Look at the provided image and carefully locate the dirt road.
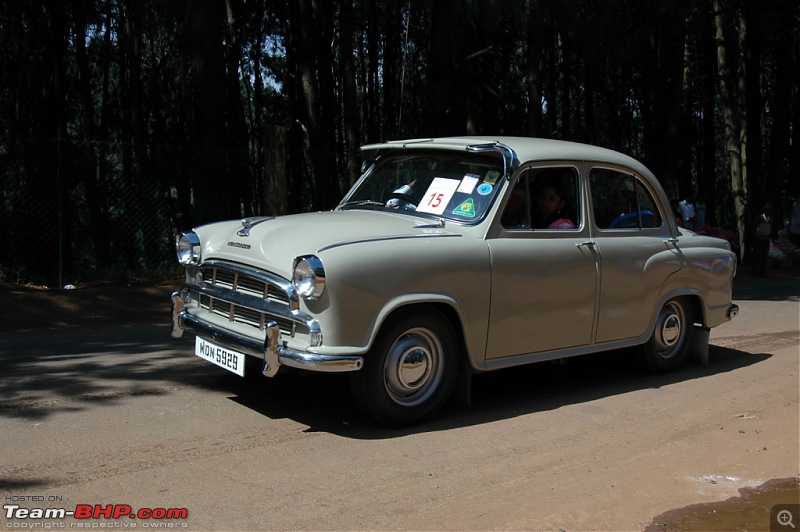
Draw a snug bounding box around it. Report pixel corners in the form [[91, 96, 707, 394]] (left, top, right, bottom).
[[1, 274, 798, 530]]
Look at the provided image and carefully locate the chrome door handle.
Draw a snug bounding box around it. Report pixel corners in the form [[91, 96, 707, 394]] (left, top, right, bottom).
[[576, 240, 596, 248]]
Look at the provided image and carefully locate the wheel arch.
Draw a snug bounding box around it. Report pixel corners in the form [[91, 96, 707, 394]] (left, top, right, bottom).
[[370, 299, 472, 370], [649, 288, 706, 332]]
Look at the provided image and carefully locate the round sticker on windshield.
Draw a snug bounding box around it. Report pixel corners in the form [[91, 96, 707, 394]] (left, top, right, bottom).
[[477, 183, 493, 196]]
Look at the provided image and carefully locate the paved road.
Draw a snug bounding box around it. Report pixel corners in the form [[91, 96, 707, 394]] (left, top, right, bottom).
[[1, 275, 798, 530]]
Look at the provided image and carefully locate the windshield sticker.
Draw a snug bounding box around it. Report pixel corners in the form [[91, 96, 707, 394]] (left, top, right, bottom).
[[417, 177, 460, 215], [477, 183, 493, 196], [453, 198, 476, 218], [457, 174, 480, 194], [484, 170, 501, 185]]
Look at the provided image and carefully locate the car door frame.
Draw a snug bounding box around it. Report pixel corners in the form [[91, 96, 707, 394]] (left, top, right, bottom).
[[584, 163, 684, 344], [483, 161, 600, 368]]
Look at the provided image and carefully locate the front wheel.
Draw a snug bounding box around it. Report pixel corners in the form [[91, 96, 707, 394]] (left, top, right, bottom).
[[642, 298, 695, 373], [350, 308, 458, 427]]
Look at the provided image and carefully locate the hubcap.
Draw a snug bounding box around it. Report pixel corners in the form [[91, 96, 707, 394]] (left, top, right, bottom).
[[655, 302, 685, 359], [661, 315, 681, 346], [384, 327, 443, 407], [397, 347, 431, 389]]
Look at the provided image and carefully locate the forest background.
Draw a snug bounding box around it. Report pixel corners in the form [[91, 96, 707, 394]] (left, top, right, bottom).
[[0, 0, 798, 287]]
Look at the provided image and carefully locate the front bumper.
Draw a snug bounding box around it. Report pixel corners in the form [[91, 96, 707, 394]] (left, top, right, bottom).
[[171, 292, 363, 377]]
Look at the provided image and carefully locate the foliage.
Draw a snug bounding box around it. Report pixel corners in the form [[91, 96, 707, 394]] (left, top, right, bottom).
[[0, 0, 797, 285]]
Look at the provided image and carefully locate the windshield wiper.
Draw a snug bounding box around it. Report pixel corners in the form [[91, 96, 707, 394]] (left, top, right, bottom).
[[339, 200, 386, 210]]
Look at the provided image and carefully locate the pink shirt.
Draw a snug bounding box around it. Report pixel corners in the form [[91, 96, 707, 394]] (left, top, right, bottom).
[[548, 218, 575, 230]]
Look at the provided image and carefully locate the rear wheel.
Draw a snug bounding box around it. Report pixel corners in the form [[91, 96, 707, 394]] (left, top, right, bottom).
[[350, 308, 458, 427], [642, 298, 694, 373]]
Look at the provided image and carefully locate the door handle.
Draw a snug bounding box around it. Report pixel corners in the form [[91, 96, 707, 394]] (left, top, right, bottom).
[[576, 240, 596, 248]]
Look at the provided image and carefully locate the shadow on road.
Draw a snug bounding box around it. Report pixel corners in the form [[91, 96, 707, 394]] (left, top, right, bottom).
[[3, 265, 795, 437], [733, 269, 800, 302], [0, 321, 775, 436], [226, 343, 771, 438], [0, 326, 219, 420]]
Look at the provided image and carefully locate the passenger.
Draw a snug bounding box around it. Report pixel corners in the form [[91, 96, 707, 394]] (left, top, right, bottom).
[[535, 181, 575, 230]]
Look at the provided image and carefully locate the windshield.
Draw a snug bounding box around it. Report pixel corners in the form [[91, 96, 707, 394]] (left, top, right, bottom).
[[339, 150, 506, 223]]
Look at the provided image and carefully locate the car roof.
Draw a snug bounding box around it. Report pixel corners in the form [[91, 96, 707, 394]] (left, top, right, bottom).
[[361, 136, 653, 178]]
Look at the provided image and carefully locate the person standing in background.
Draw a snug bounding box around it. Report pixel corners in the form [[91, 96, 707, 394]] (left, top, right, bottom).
[[671, 199, 682, 226], [678, 193, 696, 229], [694, 194, 707, 228]]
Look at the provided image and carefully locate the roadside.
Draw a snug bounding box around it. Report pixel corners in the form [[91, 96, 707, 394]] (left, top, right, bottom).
[[0, 276, 182, 333]]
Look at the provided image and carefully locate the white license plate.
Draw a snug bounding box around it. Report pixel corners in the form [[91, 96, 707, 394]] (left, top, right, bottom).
[[194, 336, 246, 377]]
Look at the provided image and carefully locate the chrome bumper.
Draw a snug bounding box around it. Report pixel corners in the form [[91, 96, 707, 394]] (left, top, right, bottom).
[[171, 292, 363, 377]]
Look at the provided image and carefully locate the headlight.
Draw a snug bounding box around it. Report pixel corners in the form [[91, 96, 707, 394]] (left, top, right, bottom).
[[175, 232, 201, 266], [292, 255, 326, 300]]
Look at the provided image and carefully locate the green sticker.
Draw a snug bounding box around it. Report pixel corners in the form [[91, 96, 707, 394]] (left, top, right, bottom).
[[453, 198, 476, 217], [484, 171, 501, 185]]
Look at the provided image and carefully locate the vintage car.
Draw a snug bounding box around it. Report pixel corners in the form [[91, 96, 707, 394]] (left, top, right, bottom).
[[171, 137, 739, 426]]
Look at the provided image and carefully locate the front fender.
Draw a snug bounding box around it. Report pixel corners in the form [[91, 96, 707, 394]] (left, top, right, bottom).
[[299, 236, 492, 368]]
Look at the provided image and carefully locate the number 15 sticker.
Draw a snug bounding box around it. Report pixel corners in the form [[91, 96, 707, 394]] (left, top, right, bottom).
[[417, 178, 459, 215]]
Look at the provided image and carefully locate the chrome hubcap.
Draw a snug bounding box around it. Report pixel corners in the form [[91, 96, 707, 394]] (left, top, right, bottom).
[[655, 302, 685, 359], [397, 347, 431, 389], [384, 327, 442, 407], [661, 315, 681, 346]]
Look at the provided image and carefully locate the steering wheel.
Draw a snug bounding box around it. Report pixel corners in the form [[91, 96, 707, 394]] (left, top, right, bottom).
[[385, 191, 417, 210]]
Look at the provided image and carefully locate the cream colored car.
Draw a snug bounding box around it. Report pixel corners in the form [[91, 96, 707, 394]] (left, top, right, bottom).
[[171, 137, 739, 426]]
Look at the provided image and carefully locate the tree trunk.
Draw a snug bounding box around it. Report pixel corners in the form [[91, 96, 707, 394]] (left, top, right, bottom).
[[185, 0, 229, 224], [339, 0, 363, 187], [525, 0, 544, 137], [263, 125, 288, 216], [713, 0, 747, 258]]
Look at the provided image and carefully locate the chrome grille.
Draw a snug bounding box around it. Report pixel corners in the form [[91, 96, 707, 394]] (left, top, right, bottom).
[[191, 263, 298, 336]]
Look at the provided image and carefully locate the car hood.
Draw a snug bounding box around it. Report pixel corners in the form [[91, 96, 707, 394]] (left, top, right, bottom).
[[194, 210, 461, 278]]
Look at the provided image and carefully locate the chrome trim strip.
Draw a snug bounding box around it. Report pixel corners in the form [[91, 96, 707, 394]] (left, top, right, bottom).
[[466, 141, 520, 179], [318, 232, 461, 253]]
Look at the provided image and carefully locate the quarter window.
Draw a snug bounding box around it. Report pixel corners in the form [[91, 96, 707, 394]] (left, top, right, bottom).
[[590, 168, 662, 230]]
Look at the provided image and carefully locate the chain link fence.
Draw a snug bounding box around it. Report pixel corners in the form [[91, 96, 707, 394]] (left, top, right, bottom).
[[0, 137, 195, 287]]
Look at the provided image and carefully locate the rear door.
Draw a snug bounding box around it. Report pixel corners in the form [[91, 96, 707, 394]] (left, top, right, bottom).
[[587, 167, 682, 343]]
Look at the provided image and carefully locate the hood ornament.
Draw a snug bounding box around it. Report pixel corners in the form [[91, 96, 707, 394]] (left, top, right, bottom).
[[237, 216, 274, 237]]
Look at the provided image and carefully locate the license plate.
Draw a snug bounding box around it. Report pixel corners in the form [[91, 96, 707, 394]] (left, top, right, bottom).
[[195, 336, 246, 377]]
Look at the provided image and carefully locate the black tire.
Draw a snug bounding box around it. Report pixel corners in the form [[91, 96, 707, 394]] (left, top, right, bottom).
[[642, 298, 695, 373], [243, 355, 266, 380], [350, 307, 458, 427]]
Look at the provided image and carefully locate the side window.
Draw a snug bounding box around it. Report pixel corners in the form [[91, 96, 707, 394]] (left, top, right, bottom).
[[590, 168, 662, 230], [502, 166, 580, 230], [501, 175, 530, 228]]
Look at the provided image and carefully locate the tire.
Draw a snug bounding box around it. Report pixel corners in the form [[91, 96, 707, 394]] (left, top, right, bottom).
[[243, 355, 266, 380], [350, 307, 458, 427], [642, 298, 695, 373]]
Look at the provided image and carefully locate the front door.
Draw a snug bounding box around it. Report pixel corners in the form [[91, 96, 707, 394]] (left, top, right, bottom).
[[486, 165, 598, 360]]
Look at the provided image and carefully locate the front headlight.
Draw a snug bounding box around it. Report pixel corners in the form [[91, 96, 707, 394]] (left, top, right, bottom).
[[292, 255, 326, 300], [175, 232, 201, 266]]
